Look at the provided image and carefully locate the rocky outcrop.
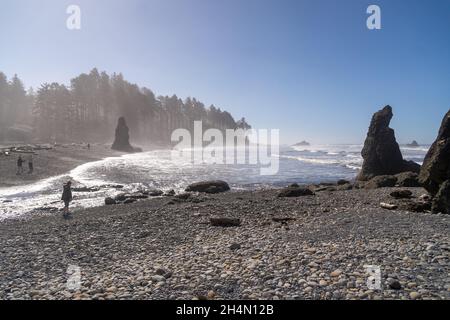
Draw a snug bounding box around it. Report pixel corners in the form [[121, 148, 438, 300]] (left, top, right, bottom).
[[185, 181, 230, 194], [293, 141, 310, 147], [358, 106, 420, 181], [407, 140, 420, 148], [419, 110, 450, 214], [111, 117, 142, 153]]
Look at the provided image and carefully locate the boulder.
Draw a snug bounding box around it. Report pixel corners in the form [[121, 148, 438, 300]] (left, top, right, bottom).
[[431, 180, 450, 214], [278, 186, 315, 197], [395, 172, 421, 187], [229, 243, 242, 251], [185, 181, 230, 194], [105, 197, 116, 205], [114, 193, 127, 202], [164, 189, 176, 196], [419, 110, 450, 196], [390, 190, 413, 199], [337, 179, 350, 185], [144, 189, 164, 197], [364, 175, 397, 189], [388, 280, 402, 290], [358, 106, 420, 181], [210, 217, 241, 227], [111, 117, 142, 153]]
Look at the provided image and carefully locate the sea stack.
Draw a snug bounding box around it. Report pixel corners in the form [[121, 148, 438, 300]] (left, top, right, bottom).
[[357, 106, 420, 181], [419, 110, 450, 214], [407, 140, 420, 147], [111, 117, 142, 153]]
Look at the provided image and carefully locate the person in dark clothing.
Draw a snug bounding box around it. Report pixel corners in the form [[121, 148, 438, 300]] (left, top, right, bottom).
[[61, 181, 73, 216], [28, 155, 34, 174], [16, 156, 24, 175]]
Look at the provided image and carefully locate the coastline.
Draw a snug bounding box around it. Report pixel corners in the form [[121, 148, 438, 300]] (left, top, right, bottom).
[[0, 186, 448, 300], [0, 143, 171, 189], [0, 143, 122, 188]]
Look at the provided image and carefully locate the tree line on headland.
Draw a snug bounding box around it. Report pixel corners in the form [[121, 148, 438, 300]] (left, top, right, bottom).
[[0, 68, 250, 144]]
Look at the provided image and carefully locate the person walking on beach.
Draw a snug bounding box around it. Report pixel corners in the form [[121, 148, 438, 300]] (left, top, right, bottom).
[[61, 181, 73, 217], [16, 156, 24, 175], [28, 155, 34, 174]]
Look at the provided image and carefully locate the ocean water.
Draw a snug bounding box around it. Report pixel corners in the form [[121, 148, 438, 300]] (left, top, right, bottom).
[[0, 144, 429, 220]]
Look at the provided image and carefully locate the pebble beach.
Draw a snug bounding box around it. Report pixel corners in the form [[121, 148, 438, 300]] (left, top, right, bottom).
[[0, 186, 448, 300]]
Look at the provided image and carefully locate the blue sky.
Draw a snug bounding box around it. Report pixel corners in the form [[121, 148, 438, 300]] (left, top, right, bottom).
[[1, 0, 449, 144]]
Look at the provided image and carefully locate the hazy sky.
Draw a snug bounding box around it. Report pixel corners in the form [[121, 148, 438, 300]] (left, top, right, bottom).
[[1, 0, 449, 144]]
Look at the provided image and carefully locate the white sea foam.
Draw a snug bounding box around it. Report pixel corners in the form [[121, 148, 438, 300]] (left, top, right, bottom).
[[0, 144, 429, 220]]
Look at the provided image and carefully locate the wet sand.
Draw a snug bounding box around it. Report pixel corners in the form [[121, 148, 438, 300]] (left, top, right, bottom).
[[0, 144, 123, 188]]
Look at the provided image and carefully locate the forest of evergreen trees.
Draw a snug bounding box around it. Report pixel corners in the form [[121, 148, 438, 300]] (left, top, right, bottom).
[[0, 68, 250, 145]]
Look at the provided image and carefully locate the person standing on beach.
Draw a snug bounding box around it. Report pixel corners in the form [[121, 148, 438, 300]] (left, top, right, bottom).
[[16, 156, 24, 175], [61, 181, 73, 216], [28, 155, 34, 174]]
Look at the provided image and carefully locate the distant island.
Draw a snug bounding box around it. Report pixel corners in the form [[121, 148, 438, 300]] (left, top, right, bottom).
[[406, 140, 420, 147], [293, 140, 311, 147]]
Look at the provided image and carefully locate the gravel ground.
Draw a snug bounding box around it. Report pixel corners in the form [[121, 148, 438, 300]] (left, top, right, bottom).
[[0, 187, 449, 300]]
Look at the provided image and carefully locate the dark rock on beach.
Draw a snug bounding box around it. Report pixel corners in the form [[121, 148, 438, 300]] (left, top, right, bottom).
[[143, 189, 164, 197], [358, 106, 420, 181], [390, 190, 413, 199], [210, 217, 241, 227], [278, 185, 315, 197], [229, 243, 242, 251], [337, 179, 350, 186], [364, 175, 397, 189], [105, 197, 116, 205], [419, 110, 450, 214], [388, 279, 402, 290], [432, 180, 450, 214], [395, 172, 421, 187], [186, 181, 230, 194], [111, 117, 142, 153], [115, 193, 128, 202]]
